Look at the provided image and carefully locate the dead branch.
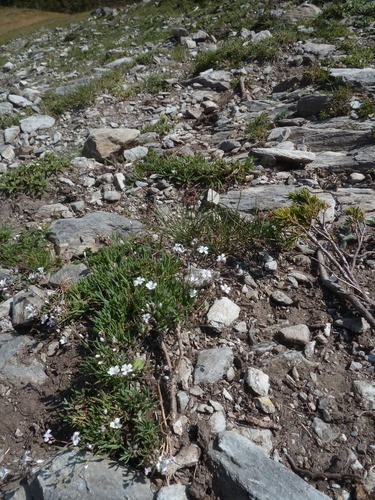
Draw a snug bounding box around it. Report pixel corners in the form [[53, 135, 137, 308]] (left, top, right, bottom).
[[317, 249, 375, 330]]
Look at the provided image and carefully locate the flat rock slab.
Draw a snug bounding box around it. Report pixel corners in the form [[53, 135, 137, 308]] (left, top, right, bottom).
[[194, 347, 233, 385], [353, 380, 375, 410], [0, 333, 47, 387], [277, 324, 311, 347], [335, 187, 375, 218], [287, 126, 370, 152], [20, 115, 55, 133], [186, 69, 232, 92], [82, 128, 140, 161], [49, 263, 89, 288], [157, 484, 189, 500], [209, 431, 330, 500], [220, 185, 296, 212], [251, 147, 316, 165], [329, 68, 375, 90], [48, 211, 143, 257], [8, 451, 154, 499]]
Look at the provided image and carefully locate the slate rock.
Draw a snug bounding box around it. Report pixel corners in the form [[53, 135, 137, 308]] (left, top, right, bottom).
[[11, 286, 46, 328], [302, 42, 336, 58], [329, 67, 375, 91], [219, 139, 241, 152], [186, 69, 232, 92], [123, 145, 148, 162], [297, 94, 332, 117], [20, 115, 55, 133], [271, 290, 293, 306], [0, 102, 14, 116], [35, 203, 73, 220], [194, 347, 234, 384], [209, 431, 330, 499], [207, 297, 240, 329], [311, 417, 340, 443], [251, 147, 315, 165], [277, 324, 311, 347], [48, 211, 143, 257], [8, 94, 33, 108], [288, 126, 369, 152], [220, 185, 295, 213], [49, 263, 89, 288], [334, 317, 370, 334], [0, 333, 47, 387], [82, 128, 140, 162], [11, 450, 155, 499], [234, 426, 273, 456], [209, 411, 226, 433]]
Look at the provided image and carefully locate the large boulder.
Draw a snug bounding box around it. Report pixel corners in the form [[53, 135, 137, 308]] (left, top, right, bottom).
[[82, 128, 140, 162]]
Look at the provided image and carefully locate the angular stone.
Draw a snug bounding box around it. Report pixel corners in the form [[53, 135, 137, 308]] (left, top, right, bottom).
[[271, 290, 293, 306], [251, 147, 315, 165], [49, 263, 88, 288], [311, 417, 340, 443], [207, 297, 240, 329], [297, 94, 332, 118], [219, 140, 241, 152], [20, 115, 55, 133], [209, 411, 226, 433], [255, 396, 276, 414], [353, 380, 375, 410], [0, 333, 47, 387], [82, 128, 140, 162], [234, 426, 273, 456], [35, 203, 73, 220], [303, 42, 336, 58], [157, 484, 189, 500], [244, 367, 270, 396], [186, 70, 232, 92], [334, 317, 370, 334], [48, 211, 143, 257], [105, 56, 133, 68], [11, 286, 46, 328], [194, 347, 234, 385], [168, 444, 200, 475], [0, 144, 15, 161], [277, 324, 310, 347], [123, 145, 148, 162], [209, 431, 329, 499], [288, 126, 369, 152], [8, 94, 33, 108], [4, 126, 20, 143], [0, 102, 13, 116]]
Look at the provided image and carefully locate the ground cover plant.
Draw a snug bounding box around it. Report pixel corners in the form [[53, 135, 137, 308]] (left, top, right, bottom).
[[59, 237, 195, 465], [0, 153, 71, 196], [135, 150, 253, 189]]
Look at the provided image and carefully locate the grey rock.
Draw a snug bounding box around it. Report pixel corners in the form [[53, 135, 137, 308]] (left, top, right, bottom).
[[157, 484, 189, 500], [194, 347, 234, 384], [4, 126, 20, 143], [0, 102, 14, 115], [277, 324, 310, 347], [8, 94, 33, 108], [0, 333, 47, 387], [334, 317, 370, 334], [209, 411, 226, 433], [0, 144, 15, 161], [353, 380, 375, 410], [186, 69, 232, 92], [82, 128, 140, 162], [105, 56, 133, 68], [11, 286, 46, 328], [22, 450, 154, 499], [297, 94, 332, 117], [35, 203, 73, 220], [103, 189, 122, 202], [2, 61, 15, 72], [49, 263, 88, 288], [113, 172, 126, 191], [329, 67, 375, 91], [48, 211, 143, 257], [20, 115, 55, 133], [350, 172, 365, 183], [303, 42, 336, 58], [123, 145, 148, 162], [260, 350, 317, 379], [219, 139, 241, 152], [252, 147, 316, 165], [335, 187, 375, 219], [207, 297, 240, 329], [220, 185, 296, 213], [255, 396, 276, 414], [209, 431, 329, 499], [288, 126, 369, 152], [252, 30, 273, 42], [168, 444, 200, 475], [244, 367, 270, 396], [271, 290, 293, 306], [267, 127, 291, 142], [176, 390, 189, 412], [311, 417, 340, 443]]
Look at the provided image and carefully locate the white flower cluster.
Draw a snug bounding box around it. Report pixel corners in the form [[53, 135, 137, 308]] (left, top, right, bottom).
[[155, 455, 174, 475], [133, 277, 157, 290], [107, 363, 133, 376]]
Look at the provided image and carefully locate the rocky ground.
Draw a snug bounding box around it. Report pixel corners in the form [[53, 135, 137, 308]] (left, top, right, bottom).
[[0, 1, 375, 499]]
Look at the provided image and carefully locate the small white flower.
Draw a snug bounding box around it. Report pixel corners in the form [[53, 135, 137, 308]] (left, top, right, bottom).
[[43, 429, 53, 443], [100, 425, 106, 433], [144, 466, 152, 476], [145, 281, 157, 290], [197, 245, 209, 255], [120, 363, 133, 376], [142, 313, 151, 324], [109, 417, 122, 429], [59, 335, 68, 345], [201, 270, 212, 279], [216, 253, 227, 262], [0, 278, 7, 288], [21, 451, 33, 469], [189, 289, 197, 298], [134, 276, 145, 286], [155, 455, 174, 475], [37, 267, 45, 274], [220, 283, 231, 294], [0, 466, 11, 481], [40, 313, 49, 325], [107, 365, 120, 376], [71, 431, 80, 446], [172, 243, 185, 253]]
